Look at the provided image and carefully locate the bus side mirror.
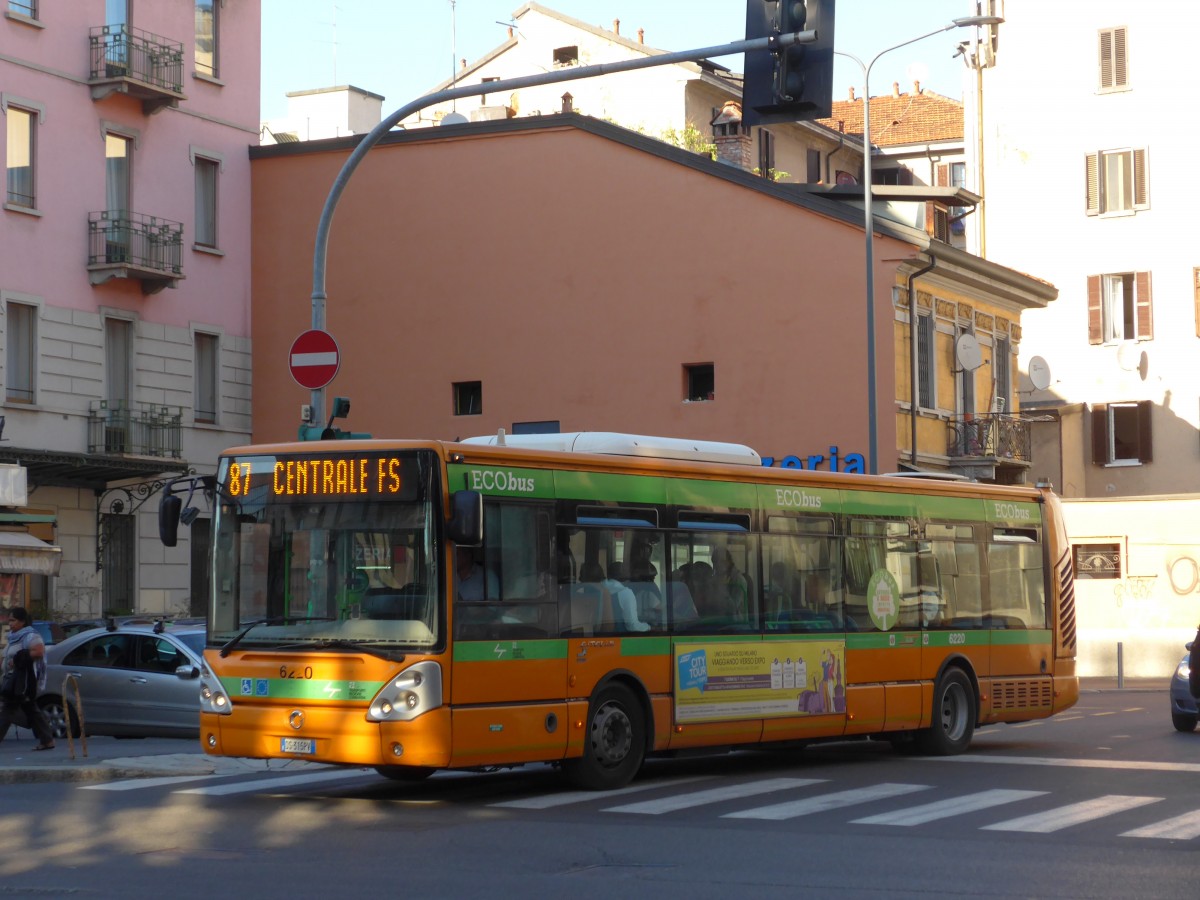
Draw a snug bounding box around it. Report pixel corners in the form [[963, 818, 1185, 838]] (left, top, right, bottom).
[[159, 494, 182, 547], [447, 490, 483, 546]]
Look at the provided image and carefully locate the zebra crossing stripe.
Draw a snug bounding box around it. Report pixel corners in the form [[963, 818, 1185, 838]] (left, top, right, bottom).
[[852, 789, 1047, 826], [175, 768, 377, 796], [82, 774, 223, 792], [1122, 810, 1200, 840], [983, 795, 1162, 833], [491, 776, 712, 810], [603, 778, 826, 815], [722, 782, 930, 821]]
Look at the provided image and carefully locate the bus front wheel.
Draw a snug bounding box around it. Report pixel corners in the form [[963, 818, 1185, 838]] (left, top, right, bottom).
[[564, 683, 645, 790], [915, 669, 976, 755]]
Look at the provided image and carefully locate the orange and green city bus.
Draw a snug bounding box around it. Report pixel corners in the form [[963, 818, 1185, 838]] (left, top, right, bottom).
[[159, 432, 1078, 789]]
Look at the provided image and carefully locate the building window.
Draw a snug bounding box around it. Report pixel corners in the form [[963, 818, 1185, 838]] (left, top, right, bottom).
[[993, 335, 1011, 413], [105, 132, 131, 213], [916, 312, 934, 410], [553, 46, 578, 67], [806, 148, 821, 183], [512, 421, 560, 435], [1074, 543, 1121, 579], [195, 0, 218, 78], [105, 317, 132, 410], [1098, 27, 1128, 92], [194, 156, 218, 247], [7, 1, 39, 20], [757, 130, 775, 179], [1092, 401, 1152, 465], [194, 332, 218, 423], [5, 300, 36, 403], [453, 381, 481, 416], [1085, 148, 1148, 215], [685, 364, 714, 402], [1087, 273, 1152, 344], [5, 106, 35, 208], [957, 326, 975, 416]]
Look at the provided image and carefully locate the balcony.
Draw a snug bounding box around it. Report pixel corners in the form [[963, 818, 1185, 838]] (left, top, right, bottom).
[[946, 413, 1032, 484], [88, 401, 182, 459], [87, 211, 184, 294], [89, 25, 185, 114]]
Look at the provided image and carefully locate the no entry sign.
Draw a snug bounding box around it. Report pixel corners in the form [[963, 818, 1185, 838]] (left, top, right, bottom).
[[289, 329, 341, 390]]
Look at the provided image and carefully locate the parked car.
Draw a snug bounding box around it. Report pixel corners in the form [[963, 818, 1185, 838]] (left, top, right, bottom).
[[1170, 641, 1197, 732], [31, 620, 66, 646], [33, 622, 206, 739]]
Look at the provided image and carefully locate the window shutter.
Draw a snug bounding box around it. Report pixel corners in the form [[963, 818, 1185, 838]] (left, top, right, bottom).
[[1087, 275, 1103, 344], [1114, 27, 1128, 87], [1193, 268, 1200, 337], [1085, 152, 1099, 215], [1132, 147, 1148, 209], [1091, 405, 1109, 464], [1135, 271, 1153, 340], [1136, 399, 1153, 462], [1099, 30, 1113, 89]]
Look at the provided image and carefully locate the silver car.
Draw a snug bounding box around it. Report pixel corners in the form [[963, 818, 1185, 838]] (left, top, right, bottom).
[[33, 622, 205, 739], [1170, 641, 1198, 733]]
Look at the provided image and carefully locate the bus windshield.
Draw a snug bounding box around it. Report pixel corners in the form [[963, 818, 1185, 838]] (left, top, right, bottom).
[[207, 450, 441, 651]]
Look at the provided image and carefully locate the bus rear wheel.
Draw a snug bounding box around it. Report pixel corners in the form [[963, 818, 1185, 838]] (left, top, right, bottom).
[[564, 683, 645, 790], [914, 669, 976, 755]]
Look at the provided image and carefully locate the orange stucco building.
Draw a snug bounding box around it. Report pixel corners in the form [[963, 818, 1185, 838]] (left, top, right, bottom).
[[251, 114, 1053, 478]]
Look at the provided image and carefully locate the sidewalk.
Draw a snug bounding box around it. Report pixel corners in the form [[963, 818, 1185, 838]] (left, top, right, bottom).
[[0, 734, 316, 784], [0, 677, 1170, 784]]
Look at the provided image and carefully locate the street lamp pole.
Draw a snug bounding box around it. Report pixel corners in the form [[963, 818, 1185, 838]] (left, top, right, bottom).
[[836, 16, 1002, 475]]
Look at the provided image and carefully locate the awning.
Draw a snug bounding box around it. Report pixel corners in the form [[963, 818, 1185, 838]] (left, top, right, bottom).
[[0, 531, 63, 576]]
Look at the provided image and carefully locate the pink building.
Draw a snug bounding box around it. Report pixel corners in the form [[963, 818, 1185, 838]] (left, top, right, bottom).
[[1, 1, 259, 617], [250, 115, 1053, 479]]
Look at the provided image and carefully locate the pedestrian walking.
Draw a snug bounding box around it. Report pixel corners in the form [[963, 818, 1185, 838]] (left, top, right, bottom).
[[0, 606, 55, 750]]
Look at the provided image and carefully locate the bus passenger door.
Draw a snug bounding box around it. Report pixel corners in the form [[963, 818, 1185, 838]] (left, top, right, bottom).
[[449, 502, 568, 766]]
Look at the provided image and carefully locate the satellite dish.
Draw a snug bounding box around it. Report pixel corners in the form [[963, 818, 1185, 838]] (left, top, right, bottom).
[[955, 333, 983, 371], [1116, 342, 1140, 371], [440, 111, 469, 126], [1027, 356, 1051, 391]]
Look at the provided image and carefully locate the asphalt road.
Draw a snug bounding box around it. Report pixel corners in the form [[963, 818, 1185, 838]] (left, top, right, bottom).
[[1, 688, 1195, 899]]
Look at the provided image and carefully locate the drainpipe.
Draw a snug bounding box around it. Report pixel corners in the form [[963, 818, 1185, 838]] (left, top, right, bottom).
[[824, 126, 846, 184], [908, 254, 936, 468]]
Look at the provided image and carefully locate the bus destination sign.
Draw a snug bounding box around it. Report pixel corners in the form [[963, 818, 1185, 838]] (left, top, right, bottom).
[[222, 453, 421, 502]]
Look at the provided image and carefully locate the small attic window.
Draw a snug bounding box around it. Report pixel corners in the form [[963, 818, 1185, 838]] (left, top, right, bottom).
[[553, 45, 579, 67]]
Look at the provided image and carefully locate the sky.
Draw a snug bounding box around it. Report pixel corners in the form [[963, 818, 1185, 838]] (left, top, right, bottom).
[[261, 0, 981, 122]]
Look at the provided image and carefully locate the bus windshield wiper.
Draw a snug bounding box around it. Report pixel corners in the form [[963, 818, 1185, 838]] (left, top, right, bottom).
[[218, 616, 336, 657]]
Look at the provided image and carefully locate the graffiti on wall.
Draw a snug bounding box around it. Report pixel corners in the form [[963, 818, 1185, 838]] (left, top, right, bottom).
[[1167, 553, 1200, 596]]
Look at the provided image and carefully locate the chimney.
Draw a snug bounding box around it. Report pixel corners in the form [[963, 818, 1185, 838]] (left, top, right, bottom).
[[913, 80, 922, 94], [460, 58, 467, 70], [561, 92, 573, 113], [892, 81, 900, 97], [711, 101, 750, 171], [612, 18, 619, 35], [848, 86, 855, 101], [507, 26, 513, 39], [638, 27, 644, 44]]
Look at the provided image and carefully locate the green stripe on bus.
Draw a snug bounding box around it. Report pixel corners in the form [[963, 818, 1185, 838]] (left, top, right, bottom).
[[762, 632, 848, 643], [219, 678, 384, 702], [845, 630, 1051, 650], [990, 629, 1052, 645], [452, 640, 569, 662], [620, 636, 671, 656]]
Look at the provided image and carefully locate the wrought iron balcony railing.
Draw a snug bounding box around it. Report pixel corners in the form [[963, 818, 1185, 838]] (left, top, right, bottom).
[[87, 211, 184, 293], [88, 25, 185, 112], [88, 401, 182, 459], [946, 413, 1031, 462]]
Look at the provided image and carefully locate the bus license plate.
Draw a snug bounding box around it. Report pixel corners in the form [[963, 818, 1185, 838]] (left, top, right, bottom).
[[280, 738, 315, 754]]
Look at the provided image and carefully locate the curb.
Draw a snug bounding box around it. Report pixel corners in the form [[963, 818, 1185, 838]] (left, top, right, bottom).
[[0, 762, 214, 784]]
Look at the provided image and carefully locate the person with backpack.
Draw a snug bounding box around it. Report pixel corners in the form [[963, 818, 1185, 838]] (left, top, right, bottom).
[[0, 606, 55, 750]]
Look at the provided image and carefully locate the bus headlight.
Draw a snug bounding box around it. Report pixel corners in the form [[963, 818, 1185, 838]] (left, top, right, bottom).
[[198, 661, 233, 715], [367, 661, 442, 722]]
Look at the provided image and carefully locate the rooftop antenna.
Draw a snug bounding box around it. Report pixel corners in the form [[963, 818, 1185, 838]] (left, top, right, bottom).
[[449, 0, 457, 112]]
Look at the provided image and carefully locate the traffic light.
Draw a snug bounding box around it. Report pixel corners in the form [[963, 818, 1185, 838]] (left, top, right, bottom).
[[297, 396, 372, 440], [743, 0, 836, 126]]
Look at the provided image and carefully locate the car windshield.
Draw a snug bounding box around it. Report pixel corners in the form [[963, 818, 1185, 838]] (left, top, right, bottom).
[[207, 450, 441, 651]]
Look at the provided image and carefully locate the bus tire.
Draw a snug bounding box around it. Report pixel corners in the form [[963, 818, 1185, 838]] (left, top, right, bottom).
[[563, 683, 645, 790], [914, 669, 975, 755], [374, 765, 435, 782]]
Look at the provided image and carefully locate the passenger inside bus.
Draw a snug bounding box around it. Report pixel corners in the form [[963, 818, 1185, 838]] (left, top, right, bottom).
[[455, 547, 486, 602]]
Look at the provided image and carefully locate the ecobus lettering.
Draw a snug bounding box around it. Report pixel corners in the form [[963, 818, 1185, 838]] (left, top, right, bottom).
[[469, 469, 536, 493]]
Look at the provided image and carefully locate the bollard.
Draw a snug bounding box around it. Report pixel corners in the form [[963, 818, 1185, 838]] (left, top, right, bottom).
[[1117, 641, 1124, 689]]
